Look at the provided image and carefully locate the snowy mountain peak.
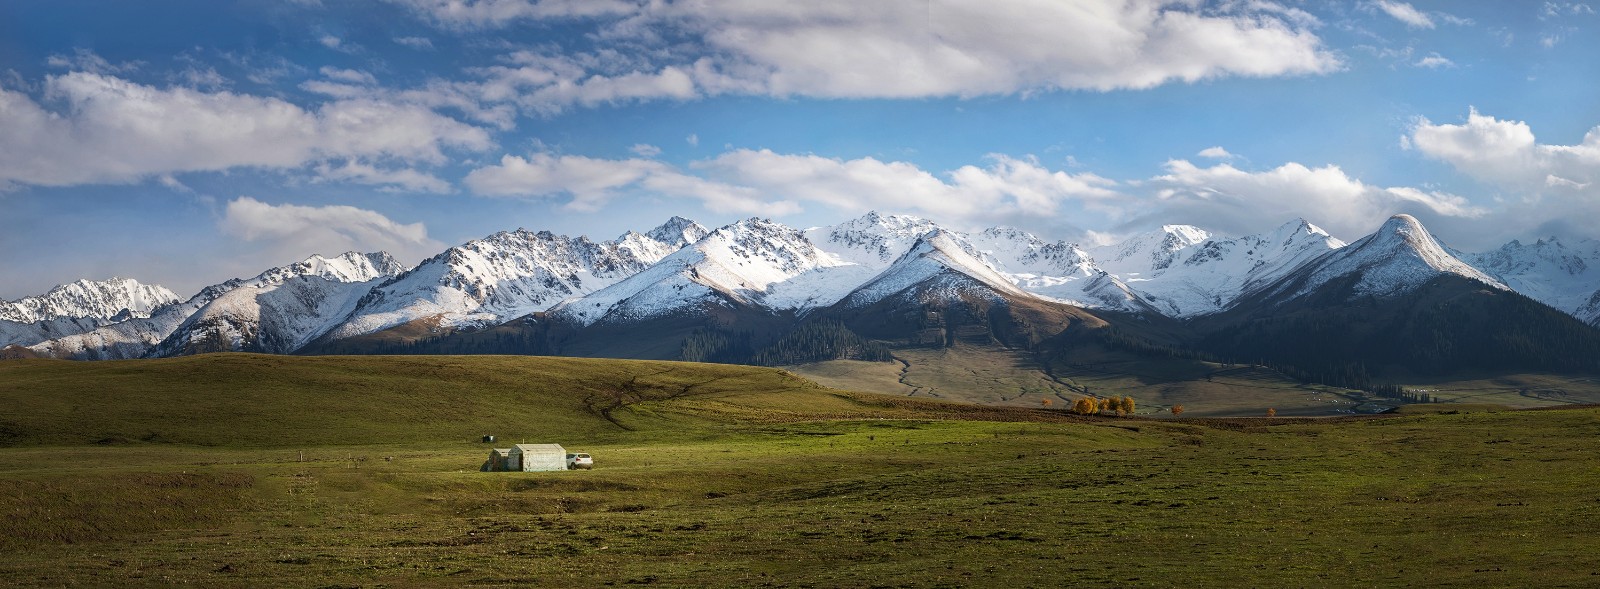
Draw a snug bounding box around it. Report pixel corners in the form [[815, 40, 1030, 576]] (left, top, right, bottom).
[[284, 251, 406, 283], [1269, 218, 1338, 244], [645, 216, 710, 248], [1090, 224, 1212, 273], [1278, 213, 1506, 302], [0, 277, 180, 324], [690, 218, 850, 295], [806, 211, 939, 268], [841, 228, 1030, 308]]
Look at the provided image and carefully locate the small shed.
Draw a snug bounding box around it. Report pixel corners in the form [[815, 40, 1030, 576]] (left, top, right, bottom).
[[509, 443, 567, 472], [481, 448, 514, 472]]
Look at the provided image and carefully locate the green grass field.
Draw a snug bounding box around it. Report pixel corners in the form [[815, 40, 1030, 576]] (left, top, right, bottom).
[[5, 354, 1600, 587]]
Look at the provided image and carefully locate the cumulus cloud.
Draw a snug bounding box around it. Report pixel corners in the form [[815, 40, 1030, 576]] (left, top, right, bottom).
[[415, 0, 1339, 112], [1408, 108, 1600, 241], [1410, 108, 1600, 196], [220, 196, 442, 262], [1372, 1, 1434, 28], [1145, 159, 1483, 239], [1414, 108, 1600, 204], [463, 148, 1120, 224], [1414, 53, 1455, 69], [1197, 146, 1235, 159], [0, 72, 492, 188], [629, 143, 661, 157], [463, 153, 780, 213], [695, 150, 1122, 222]]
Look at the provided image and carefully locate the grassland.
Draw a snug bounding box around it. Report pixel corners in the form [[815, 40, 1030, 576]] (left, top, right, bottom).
[[792, 342, 1600, 417], [5, 354, 1600, 587]]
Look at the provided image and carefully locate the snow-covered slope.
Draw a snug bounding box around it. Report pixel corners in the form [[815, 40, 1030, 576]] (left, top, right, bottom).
[[29, 252, 403, 359], [1465, 237, 1600, 327], [840, 229, 1032, 308], [805, 212, 940, 268], [1089, 225, 1212, 276], [322, 218, 707, 339], [1259, 214, 1506, 304], [151, 272, 397, 357], [0, 278, 179, 325], [2, 278, 182, 349], [557, 218, 858, 325], [1110, 219, 1346, 316]]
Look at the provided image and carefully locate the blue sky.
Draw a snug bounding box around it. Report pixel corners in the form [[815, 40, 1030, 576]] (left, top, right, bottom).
[[2, 0, 1599, 299]]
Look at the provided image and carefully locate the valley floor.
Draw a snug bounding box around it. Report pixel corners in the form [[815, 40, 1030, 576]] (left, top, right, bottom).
[[6, 407, 1600, 587]]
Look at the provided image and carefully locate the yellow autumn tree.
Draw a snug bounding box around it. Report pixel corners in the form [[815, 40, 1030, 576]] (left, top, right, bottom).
[[1171, 404, 1185, 416], [1118, 396, 1135, 415], [1266, 408, 1277, 417], [1071, 396, 1099, 415]]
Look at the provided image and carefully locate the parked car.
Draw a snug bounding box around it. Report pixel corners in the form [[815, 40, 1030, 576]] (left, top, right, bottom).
[[567, 453, 593, 470]]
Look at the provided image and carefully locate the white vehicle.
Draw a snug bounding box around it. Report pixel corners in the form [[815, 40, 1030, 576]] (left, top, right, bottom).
[[567, 453, 593, 470]]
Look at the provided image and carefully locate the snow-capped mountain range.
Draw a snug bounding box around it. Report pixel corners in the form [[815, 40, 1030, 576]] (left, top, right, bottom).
[[7, 211, 1600, 360]]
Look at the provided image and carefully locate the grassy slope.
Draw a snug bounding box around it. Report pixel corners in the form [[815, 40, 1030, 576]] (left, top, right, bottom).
[[5, 354, 1600, 586], [0, 354, 870, 447], [793, 340, 1600, 417]]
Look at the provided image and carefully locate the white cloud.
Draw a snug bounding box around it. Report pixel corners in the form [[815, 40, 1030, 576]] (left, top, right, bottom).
[[1146, 159, 1483, 238], [629, 143, 661, 157], [421, 1, 1339, 111], [45, 48, 142, 74], [394, 36, 436, 50], [0, 72, 492, 188], [695, 150, 1122, 223], [174, 66, 228, 88], [313, 160, 453, 193], [389, 0, 636, 28], [462, 153, 779, 213], [1410, 108, 1600, 194], [685, 133, 699, 147], [1414, 53, 1455, 69], [464, 148, 1121, 225], [1372, 1, 1434, 28], [1197, 146, 1235, 159], [320, 66, 377, 85], [1410, 108, 1600, 241], [1543, 2, 1597, 18], [220, 196, 441, 261]]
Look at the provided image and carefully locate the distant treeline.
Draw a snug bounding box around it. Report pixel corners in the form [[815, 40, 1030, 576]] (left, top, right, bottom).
[[683, 319, 893, 366]]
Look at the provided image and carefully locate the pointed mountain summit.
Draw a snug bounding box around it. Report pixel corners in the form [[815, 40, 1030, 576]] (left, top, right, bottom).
[[1193, 214, 1600, 382], [840, 229, 1030, 309], [1263, 213, 1504, 303], [644, 216, 711, 248]]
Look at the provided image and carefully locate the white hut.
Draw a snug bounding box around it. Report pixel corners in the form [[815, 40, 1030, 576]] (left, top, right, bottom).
[[508, 443, 567, 472]]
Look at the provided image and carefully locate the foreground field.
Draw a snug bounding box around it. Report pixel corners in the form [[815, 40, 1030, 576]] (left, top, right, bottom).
[[4, 354, 1600, 587]]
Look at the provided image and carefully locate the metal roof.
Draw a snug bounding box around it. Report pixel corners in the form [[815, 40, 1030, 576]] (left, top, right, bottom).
[[511, 443, 566, 453]]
